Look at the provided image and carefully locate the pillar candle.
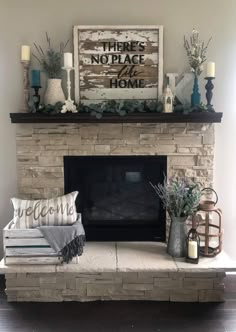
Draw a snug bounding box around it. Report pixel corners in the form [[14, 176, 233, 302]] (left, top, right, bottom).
[[206, 62, 215, 77], [21, 45, 31, 61], [188, 240, 198, 259], [64, 53, 73, 67], [31, 70, 41, 87]]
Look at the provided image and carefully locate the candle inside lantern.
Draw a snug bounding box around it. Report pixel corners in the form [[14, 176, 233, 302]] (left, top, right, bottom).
[[188, 240, 198, 259], [31, 70, 41, 87], [206, 62, 215, 78], [64, 52, 73, 68], [21, 45, 31, 61]]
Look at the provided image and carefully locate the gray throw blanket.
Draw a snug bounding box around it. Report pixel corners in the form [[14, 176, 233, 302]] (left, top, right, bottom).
[[38, 221, 85, 263]]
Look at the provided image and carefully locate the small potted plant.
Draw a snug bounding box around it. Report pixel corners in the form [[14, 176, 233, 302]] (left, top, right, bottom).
[[151, 177, 201, 257], [33, 33, 69, 105]]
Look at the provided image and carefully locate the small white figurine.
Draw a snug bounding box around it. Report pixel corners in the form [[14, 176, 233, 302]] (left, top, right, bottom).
[[163, 85, 174, 113]]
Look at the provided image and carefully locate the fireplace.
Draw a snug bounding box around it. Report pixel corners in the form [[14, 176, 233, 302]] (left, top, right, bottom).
[[14, 122, 214, 242], [64, 155, 167, 241]]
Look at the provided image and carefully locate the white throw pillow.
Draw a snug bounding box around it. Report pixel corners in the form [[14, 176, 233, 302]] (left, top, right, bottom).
[[11, 191, 78, 229]]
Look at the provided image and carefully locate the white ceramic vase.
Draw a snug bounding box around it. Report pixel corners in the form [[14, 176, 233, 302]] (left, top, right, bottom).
[[44, 78, 65, 105]]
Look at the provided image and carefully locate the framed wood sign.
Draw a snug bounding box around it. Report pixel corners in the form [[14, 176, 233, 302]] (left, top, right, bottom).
[[73, 25, 163, 104]]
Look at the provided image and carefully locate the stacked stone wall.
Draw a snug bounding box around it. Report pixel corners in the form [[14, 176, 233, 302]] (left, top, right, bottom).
[[16, 122, 214, 199], [6, 271, 225, 302]]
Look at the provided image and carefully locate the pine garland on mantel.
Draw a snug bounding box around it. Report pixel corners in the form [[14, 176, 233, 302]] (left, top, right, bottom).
[[30, 99, 212, 118]]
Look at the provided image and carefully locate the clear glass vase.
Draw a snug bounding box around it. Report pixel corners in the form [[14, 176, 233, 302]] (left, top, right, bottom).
[[167, 216, 188, 258]]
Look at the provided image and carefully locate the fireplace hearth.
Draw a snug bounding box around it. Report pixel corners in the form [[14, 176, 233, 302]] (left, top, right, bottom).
[[64, 155, 167, 241]]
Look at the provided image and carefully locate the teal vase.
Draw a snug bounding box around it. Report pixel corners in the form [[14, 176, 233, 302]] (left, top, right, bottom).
[[191, 75, 201, 107]]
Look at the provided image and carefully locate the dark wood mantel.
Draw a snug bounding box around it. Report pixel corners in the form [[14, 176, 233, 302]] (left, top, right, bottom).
[[10, 112, 223, 124]]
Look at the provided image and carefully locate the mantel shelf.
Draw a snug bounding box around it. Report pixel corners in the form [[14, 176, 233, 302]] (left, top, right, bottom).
[[10, 112, 223, 124]]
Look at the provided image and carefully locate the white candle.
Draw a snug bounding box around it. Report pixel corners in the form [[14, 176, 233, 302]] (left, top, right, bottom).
[[21, 45, 30, 61], [206, 62, 215, 78], [64, 52, 73, 68], [188, 240, 198, 259]]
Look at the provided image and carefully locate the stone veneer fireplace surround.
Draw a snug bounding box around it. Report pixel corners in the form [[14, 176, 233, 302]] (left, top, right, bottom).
[[15, 121, 214, 235], [3, 120, 232, 303], [16, 122, 214, 199]]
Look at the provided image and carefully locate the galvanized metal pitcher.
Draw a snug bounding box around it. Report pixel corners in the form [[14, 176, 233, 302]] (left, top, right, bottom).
[[167, 216, 188, 257]]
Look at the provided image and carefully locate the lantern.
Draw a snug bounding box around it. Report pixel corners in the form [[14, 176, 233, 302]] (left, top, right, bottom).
[[194, 188, 223, 257], [186, 228, 200, 264]]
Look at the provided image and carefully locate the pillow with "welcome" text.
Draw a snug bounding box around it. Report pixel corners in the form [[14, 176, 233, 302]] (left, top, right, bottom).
[[11, 191, 78, 229]]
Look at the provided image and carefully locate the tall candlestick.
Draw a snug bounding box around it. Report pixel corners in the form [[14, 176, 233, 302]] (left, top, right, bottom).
[[21, 45, 31, 61], [61, 66, 77, 113], [64, 53, 73, 68], [205, 77, 215, 111], [206, 62, 215, 78], [21, 61, 30, 112]]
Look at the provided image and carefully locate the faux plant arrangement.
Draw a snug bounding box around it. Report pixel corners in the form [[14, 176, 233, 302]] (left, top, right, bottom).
[[184, 29, 212, 77], [33, 33, 69, 105], [184, 29, 212, 107], [33, 33, 69, 79], [151, 177, 201, 257], [151, 177, 201, 218]]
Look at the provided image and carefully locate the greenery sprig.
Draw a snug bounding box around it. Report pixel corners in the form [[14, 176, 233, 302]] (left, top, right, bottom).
[[79, 100, 163, 119], [33, 32, 70, 79], [30, 99, 211, 116]]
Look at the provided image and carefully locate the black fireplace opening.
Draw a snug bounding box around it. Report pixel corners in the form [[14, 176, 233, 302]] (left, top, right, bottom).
[[64, 155, 167, 241]]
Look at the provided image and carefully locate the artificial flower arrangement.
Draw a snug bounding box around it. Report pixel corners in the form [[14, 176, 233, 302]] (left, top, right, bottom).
[[184, 29, 212, 77]]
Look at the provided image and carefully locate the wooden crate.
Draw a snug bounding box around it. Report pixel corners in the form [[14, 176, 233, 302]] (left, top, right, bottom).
[[3, 220, 79, 265]]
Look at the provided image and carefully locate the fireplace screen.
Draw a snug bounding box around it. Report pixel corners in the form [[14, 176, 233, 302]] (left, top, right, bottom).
[[64, 156, 166, 241]]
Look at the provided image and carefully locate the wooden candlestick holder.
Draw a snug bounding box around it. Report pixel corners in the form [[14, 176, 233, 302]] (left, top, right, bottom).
[[205, 77, 215, 111], [61, 67, 77, 113], [21, 60, 30, 112]]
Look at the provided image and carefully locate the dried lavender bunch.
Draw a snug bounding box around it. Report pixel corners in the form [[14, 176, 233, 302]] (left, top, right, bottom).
[[184, 29, 212, 76], [150, 176, 201, 218], [33, 32, 70, 79]]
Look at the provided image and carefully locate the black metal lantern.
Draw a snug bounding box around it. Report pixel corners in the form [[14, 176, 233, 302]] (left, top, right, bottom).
[[186, 228, 200, 264]]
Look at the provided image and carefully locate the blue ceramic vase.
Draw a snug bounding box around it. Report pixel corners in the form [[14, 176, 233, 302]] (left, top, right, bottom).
[[191, 75, 201, 107]]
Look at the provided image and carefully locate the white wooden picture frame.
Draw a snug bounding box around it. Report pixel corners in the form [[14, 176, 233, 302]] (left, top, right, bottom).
[[73, 25, 163, 104]]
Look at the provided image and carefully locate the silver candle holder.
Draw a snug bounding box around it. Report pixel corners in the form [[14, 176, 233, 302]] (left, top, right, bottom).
[[61, 67, 77, 113], [21, 60, 30, 112]]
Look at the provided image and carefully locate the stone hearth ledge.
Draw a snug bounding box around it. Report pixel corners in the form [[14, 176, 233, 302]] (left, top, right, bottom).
[[1, 242, 235, 274], [1, 242, 236, 302]]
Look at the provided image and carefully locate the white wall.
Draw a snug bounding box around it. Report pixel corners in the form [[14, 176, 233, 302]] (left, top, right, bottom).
[[0, 0, 235, 258]]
